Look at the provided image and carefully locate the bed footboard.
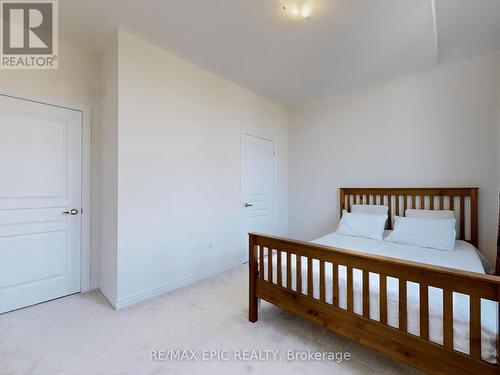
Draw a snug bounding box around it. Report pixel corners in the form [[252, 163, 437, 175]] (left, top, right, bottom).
[[248, 233, 500, 375]]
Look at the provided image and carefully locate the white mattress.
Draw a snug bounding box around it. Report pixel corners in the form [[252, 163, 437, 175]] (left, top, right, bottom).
[[262, 232, 497, 363]]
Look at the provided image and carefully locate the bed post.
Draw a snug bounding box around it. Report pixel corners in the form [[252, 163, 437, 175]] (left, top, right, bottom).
[[497, 286, 500, 374], [496, 285, 500, 374], [249, 233, 258, 323]]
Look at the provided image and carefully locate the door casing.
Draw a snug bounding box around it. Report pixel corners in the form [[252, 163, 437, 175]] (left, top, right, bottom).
[[240, 132, 278, 263], [0, 87, 91, 293]]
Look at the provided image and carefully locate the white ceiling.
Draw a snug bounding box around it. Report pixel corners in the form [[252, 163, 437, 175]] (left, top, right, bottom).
[[60, 0, 500, 106]]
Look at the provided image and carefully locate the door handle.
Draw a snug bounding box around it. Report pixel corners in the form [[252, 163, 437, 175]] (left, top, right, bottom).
[[244, 203, 253, 208], [62, 209, 79, 215]]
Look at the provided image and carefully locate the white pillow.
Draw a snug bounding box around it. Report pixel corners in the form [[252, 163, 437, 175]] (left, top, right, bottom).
[[386, 216, 456, 251], [405, 209, 455, 219], [335, 210, 387, 241], [351, 204, 388, 215]]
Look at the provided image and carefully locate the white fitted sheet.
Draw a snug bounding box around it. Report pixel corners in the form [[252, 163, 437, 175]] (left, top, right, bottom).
[[262, 232, 497, 363]]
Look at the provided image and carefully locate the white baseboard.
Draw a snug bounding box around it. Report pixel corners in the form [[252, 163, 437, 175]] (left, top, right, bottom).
[[114, 260, 241, 310], [98, 283, 117, 309]]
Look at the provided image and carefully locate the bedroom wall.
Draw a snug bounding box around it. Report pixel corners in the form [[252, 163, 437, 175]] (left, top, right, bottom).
[[113, 30, 288, 307], [0, 39, 101, 289], [97, 33, 119, 303], [496, 52, 500, 186], [495, 52, 500, 256], [289, 52, 499, 263]]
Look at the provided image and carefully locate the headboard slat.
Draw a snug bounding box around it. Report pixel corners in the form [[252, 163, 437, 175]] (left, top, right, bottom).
[[340, 187, 479, 248], [387, 195, 392, 228], [460, 196, 465, 241]]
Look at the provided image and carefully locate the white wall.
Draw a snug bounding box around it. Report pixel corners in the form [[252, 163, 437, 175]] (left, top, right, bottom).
[[97, 33, 119, 303], [496, 52, 500, 190], [0, 40, 97, 105], [289, 53, 499, 262], [114, 31, 288, 307], [495, 51, 500, 270], [0, 39, 101, 288]]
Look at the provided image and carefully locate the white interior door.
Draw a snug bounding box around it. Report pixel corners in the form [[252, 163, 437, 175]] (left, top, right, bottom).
[[0, 95, 82, 314], [241, 134, 276, 263]]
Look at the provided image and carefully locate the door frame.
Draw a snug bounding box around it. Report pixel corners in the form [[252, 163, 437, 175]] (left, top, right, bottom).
[[240, 132, 278, 263], [0, 87, 92, 293]]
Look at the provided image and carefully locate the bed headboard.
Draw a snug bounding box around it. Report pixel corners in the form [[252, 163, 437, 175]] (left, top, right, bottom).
[[339, 187, 478, 248]]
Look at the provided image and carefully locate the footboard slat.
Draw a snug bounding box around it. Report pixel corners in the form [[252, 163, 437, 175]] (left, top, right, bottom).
[[332, 263, 339, 307], [420, 283, 429, 340], [470, 296, 481, 359], [296, 254, 302, 294], [259, 245, 264, 279], [248, 232, 500, 375], [277, 250, 282, 287], [268, 248, 273, 282], [380, 274, 387, 324], [347, 266, 353, 312], [286, 252, 291, 289], [307, 257, 313, 297], [362, 270, 370, 318], [443, 289, 453, 350], [319, 260, 326, 303], [399, 279, 407, 332]]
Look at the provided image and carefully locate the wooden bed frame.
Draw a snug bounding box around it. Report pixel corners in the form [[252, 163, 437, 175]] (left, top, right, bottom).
[[248, 187, 500, 375]]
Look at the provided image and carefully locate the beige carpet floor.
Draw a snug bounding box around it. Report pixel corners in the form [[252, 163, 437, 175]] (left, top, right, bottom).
[[0, 265, 421, 375]]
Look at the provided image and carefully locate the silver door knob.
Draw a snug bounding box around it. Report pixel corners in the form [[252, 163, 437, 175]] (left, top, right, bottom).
[[244, 203, 253, 207], [63, 209, 79, 215]]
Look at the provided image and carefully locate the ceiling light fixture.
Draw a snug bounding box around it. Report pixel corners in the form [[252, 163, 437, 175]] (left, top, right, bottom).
[[282, 0, 315, 20]]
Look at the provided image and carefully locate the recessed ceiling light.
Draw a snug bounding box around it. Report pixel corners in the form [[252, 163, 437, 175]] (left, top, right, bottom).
[[282, 0, 315, 20]]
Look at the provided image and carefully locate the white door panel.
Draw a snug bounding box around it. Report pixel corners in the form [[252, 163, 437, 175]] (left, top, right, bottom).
[[0, 95, 82, 313], [241, 134, 276, 263]]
